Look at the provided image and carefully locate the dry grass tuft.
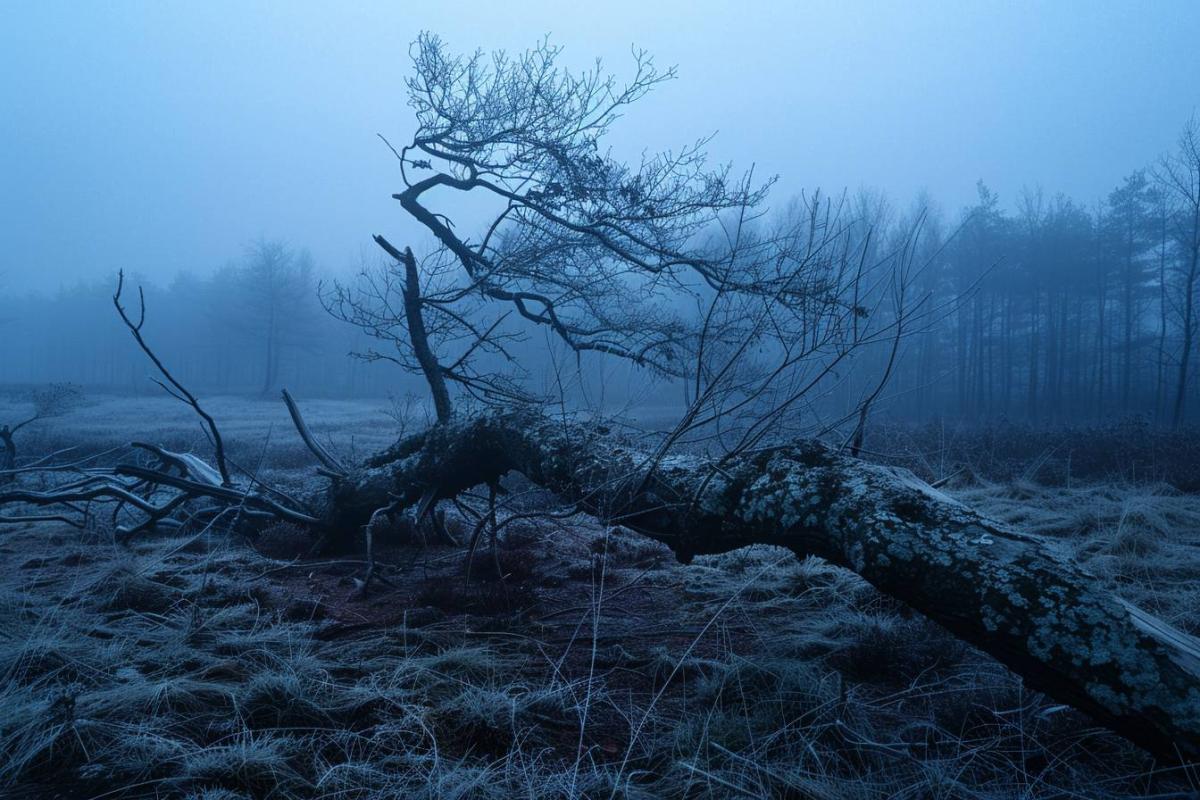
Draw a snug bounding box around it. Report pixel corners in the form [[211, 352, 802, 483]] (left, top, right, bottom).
[[1, 400, 1198, 798]]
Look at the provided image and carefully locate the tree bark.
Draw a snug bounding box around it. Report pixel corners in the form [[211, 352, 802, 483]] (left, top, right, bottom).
[[0, 427, 14, 484], [1173, 235, 1199, 429], [372, 236, 454, 423], [327, 409, 1200, 761]]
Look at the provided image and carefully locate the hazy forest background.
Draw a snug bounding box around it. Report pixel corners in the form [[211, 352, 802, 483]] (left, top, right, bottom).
[[5, 7, 1200, 798], [4, 150, 1200, 428]]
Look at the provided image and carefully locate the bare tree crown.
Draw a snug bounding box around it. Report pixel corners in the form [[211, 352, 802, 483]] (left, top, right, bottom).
[[5, 383, 83, 434], [326, 34, 932, 431]]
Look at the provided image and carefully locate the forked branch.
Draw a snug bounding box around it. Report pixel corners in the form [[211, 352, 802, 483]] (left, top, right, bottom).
[[281, 389, 349, 477], [113, 270, 232, 486]]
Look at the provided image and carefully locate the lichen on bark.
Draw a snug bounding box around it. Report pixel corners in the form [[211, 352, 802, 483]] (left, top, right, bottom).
[[315, 408, 1200, 759]]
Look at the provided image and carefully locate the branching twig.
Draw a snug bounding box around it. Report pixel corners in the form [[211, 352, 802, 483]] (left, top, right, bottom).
[[113, 270, 232, 486]]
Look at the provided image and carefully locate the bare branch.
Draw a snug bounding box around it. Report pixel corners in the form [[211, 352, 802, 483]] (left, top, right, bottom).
[[113, 270, 233, 486], [280, 389, 349, 476]]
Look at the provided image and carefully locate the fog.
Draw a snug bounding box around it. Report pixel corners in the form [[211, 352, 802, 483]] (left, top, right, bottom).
[[3, 1, 1198, 293], [9, 8, 1200, 790], [3, 2, 1200, 427]]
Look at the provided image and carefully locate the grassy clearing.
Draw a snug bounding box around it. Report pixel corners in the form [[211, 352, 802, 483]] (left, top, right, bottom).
[[1, 397, 1199, 798]]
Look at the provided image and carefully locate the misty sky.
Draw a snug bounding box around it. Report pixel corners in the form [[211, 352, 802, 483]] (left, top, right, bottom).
[[2, 0, 1198, 294]]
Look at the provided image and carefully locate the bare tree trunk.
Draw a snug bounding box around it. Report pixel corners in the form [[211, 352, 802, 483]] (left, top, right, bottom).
[[1028, 290, 1040, 421], [1173, 243, 1198, 429], [261, 326, 276, 395], [1096, 271, 1107, 419], [1123, 229, 1135, 415], [399, 245, 453, 423], [998, 292, 1008, 412], [1157, 210, 1170, 424], [0, 427, 14, 484], [366, 236, 454, 423], [259, 297, 279, 395], [331, 409, 1200, 760]]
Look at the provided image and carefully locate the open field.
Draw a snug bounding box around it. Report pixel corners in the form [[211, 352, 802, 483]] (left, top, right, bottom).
[[2, 396, 1200, 798]]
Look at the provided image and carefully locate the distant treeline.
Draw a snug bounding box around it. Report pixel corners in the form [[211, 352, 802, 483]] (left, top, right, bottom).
[[2, 133, 1199, 426], [886, 162, 1199, 426], [0, 242, 621, 403], [0, 242, 422, 398]]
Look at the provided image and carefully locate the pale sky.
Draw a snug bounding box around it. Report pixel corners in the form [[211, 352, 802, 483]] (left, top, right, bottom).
[[2, 0, 1198, 293]]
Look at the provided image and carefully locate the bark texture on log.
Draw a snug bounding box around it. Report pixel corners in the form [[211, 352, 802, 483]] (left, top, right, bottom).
[[324, 409, 1200, 760]]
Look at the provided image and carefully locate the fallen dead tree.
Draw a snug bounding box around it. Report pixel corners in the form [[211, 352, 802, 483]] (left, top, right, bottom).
[[6, 401, 1200, 761], [4, 272, 1200, 760], [332, 408, 1200, 762]]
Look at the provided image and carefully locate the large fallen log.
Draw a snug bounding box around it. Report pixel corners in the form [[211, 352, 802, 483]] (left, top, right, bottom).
[[4, 405, 1199, 759], [321, 408, 1200, 761]]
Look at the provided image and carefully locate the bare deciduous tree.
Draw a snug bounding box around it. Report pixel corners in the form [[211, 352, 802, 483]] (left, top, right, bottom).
[[327, 34, 779, 419], [0, 383, 83, 482], [3, 37, 1200, 764], [224, 240, 321, 395], [322, 243, 529, 422], [1156, 117, 1200, 428], [329, 35, 938, 445]]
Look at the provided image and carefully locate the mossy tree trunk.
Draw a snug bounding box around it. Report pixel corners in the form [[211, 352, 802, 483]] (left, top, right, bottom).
[[319, 409, 1200, 761]]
